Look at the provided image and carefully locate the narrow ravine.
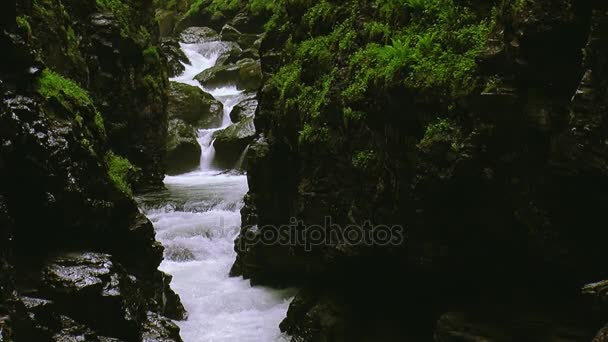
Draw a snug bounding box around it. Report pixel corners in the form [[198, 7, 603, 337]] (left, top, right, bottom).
[[138, 40, 296, 342]]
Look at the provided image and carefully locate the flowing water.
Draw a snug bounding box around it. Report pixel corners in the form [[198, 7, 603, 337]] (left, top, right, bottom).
[[138, 41, 296, 342]]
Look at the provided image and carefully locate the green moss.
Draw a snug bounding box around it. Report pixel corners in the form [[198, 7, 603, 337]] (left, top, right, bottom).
[[352, 150, 376, 170], [105, 152, 136, 195], [74, 114, 84, 126], [418, 118, 463, 152], [16, 15, 32, 38], [94, 112, 106, 135], [37, 69, 93, 108], [143, 46, 160, 63]]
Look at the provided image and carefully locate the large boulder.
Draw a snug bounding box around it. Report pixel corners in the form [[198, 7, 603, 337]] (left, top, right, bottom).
[[224, 48, 260, 65], [219, 24, 260, 49], [194, 59, 262, 91], [212, 116, 255, 169], [168, 82, 223, 128], [161, 38, 189, 78], [230, 98, 257, 123], [166, 119, 201, 175], [35, 252, 184, 341], [215, 41, 243, 66], [180, 26, 220, 44]]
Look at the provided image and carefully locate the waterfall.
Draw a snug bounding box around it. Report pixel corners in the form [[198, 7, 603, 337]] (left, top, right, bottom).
[[138, 39, 296, 342]]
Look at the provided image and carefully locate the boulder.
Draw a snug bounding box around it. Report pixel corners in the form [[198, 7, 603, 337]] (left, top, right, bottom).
[[166, 119, 201, 175], [212, 116, 255, 169], [161, 39, 189, 78], [180, 26, 220, 44], [215, 41, 243, 66], [220, 24, 262, 49], [168, 82, 223, 128], [224, 48, 260, 65], [194, 59, 262, 91], [230, 98, 257, 123], [141, 312, 182, 342]]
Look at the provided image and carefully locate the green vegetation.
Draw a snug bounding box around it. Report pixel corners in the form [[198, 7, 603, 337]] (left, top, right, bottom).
[[417, 118, 463, 152], [186, 0, 239, 18], [94, 112, 106, 135], [105, 152, 136, 195], [143, 46, 160, 63], [352, 150, 376, 170], [37, 69, 93, 108], [261, 0, 493, 147], [16, 15, 32, 38]]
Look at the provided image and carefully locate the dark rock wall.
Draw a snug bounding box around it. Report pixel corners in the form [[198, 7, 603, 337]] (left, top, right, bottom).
[[18, 0, 169, 189], [0, 0, 183, 340], [233, 0, 608, 340]]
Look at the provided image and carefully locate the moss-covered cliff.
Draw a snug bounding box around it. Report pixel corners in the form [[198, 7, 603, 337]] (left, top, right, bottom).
[[231, 0, 608, 340], [0, 0, 183, 340]]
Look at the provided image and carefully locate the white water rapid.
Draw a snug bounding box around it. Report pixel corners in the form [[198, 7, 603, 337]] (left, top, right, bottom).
[[139, 41, 296, 342]]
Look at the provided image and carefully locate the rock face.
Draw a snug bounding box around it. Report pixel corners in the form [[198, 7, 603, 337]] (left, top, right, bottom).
[[231, 1, 608, 341], [162, 38, 190, 78], [213, 116, 256, 169], [194, 59, 262, 91], [0, 0, 184, 340], [230, 98, 257, 123], [166, 119, 201, 175], [168, 82, 223, 128]]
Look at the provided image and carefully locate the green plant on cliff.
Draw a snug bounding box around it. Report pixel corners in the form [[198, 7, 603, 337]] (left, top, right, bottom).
[[186, 0, 239, 18], [263, 0, 492, 148], [105, 152, 136, 195], [16, 16, 32, 39], [37, 69, 94, 109]]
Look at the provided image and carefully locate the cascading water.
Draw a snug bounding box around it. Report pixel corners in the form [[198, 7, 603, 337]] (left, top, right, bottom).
[[138, 40, 295, 342]]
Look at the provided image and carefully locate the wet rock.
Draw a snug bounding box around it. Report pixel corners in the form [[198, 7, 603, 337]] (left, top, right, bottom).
[[42, 253, 113, 295], [213, 116, 255, 169], [220, 24, 260, 49], [161, 38, 189, 78], [164, 244, 196, 262], [229, 98, 257, 123], [215, 41, 243, 66], [194, 59, 262, 91], [224, 48, 260, 65], [168, 82, 223, 128], [166, 119, 201, 175], [141, 312, 182, 342], [180, 27, 220, 44]]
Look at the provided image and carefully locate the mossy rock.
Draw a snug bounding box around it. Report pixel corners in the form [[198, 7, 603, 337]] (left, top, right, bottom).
[[180, 26, 220, 44], [212, 116, 255, 169], [215, 41, 243, 66], [229, 98, 257, 123], [166, 118, 201, 175], [194, 59, 262, 91], [220, 24, 261, 49], [168, 82, 223, 128], [224, 48, 259, 65]]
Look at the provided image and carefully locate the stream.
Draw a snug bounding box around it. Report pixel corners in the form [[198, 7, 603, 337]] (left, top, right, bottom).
[[137, 40, 296, 342]]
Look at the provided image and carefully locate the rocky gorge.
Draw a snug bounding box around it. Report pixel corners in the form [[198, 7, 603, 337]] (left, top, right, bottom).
[[3, 0, 608, 341]]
